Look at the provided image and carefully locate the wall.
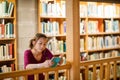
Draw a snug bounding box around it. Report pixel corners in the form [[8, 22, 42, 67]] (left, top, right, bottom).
[[17, 0, 38, 70]]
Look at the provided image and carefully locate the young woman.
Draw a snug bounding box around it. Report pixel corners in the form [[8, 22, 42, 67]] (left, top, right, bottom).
[[24, 33, 54, 80]]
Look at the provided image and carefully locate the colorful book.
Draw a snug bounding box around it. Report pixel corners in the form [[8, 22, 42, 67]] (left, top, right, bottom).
[[51, 57, 61, 67]]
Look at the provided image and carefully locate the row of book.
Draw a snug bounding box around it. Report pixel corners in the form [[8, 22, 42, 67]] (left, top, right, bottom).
[[80, 20, 120, 34], [47, 37, 66, 54], [0, 0, 14, 17], [80, 65, 120, 80], [40, 0, 65, 17], [0, 23, 15, 38], [0, 43, 14, 60], [87, 36, 119, 50], [88, 69, 101, 80], [42, 19, 120, 36], [104, 20, 119, 33], [88, 50, 120, 61], [41, 21, 66, 36], [40, 1, 120, 18], [81, 50, 120, 61], [80, 36, 119, 51], [0, 64, 15, 73], [41, 19, 119, 36], [80, 2, 120, 17]]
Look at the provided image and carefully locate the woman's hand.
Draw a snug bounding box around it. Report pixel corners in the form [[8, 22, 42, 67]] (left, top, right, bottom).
[[58, 58, 63, 65], [58, 54, 64, 65], [43, 60, 53, 68]]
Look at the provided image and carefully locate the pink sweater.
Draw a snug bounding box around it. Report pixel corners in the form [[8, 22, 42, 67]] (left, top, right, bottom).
[[24, 48, 53, 80]]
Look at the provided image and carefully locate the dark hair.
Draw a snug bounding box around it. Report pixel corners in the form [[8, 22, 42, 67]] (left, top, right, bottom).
[[29, 33, 47, 49]]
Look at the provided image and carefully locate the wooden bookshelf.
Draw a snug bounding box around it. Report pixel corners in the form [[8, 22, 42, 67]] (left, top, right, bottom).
[[38, 0, 66, 79], [80, 1, 120, 80], [0, 0, 17, 73], [80, 1, 120, 61], [38, 0, 66, 57]]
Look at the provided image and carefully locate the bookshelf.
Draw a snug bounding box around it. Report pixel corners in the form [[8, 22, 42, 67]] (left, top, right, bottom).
[[38, 0, 66, 58], [79, 1, 120, 80], [80, 1, 120, 62], [0, 0, 17, 73], [38, 0, 66, 79]]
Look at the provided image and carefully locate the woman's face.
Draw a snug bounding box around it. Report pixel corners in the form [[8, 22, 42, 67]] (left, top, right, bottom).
[[34, 37, 47, 53]]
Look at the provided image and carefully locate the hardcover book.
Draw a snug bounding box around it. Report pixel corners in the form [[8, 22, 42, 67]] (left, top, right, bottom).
[[51, 57, 61, 67]]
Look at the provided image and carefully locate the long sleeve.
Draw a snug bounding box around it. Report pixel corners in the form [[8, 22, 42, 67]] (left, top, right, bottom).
[[24, 49, 53, 69], [24, 50, 34, 69]]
